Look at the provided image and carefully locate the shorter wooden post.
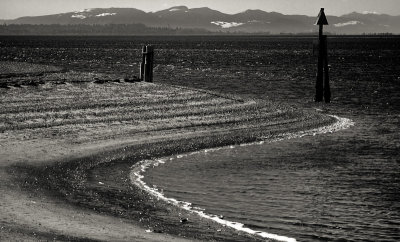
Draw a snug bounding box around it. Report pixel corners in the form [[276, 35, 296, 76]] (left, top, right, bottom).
[[144, 45, 154, 82], [139, 46, 146, 80], [139, 45, 154, 82]]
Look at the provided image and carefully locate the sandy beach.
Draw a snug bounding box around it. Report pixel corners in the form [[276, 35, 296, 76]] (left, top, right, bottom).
[[0, 62, 336, 241]]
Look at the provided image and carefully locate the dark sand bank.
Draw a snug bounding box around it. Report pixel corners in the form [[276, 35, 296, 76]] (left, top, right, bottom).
[[1, 62, 336, 241]]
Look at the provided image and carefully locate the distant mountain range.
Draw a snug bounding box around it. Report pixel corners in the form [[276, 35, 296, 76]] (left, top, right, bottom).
[[1, 6, 400, 34]]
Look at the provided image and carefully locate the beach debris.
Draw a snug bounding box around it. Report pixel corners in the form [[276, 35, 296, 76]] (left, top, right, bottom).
[[180, 218, 189, 223], [124, 76, 140, 83], [93, 78, 108, 84], [146, 228, 163, 233]]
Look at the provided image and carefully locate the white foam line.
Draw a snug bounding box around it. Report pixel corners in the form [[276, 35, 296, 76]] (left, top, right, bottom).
[[129, 115, 354, 242], [260, 115, 354, 143]]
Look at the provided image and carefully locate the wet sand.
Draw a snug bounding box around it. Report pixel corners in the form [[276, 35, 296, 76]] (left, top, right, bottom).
[[0, 62, 335, 241]]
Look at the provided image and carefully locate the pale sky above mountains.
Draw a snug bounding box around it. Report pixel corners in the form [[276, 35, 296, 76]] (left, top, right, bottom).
[[1, 0, 399, 19]]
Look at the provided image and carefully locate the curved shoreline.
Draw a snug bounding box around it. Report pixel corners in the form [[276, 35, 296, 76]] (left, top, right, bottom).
[[130, 115, 354, 242], [24, 113, 343, 241], [4, 112, 340, 241], [1, 70, 342, 241]]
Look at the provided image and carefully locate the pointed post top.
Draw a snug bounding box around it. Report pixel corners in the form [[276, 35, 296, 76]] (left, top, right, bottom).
[[315, 8, 329, 25]]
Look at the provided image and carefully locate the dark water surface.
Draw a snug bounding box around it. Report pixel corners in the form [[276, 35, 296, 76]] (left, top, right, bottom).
[[143, 114, 399, 241], [1, 36, 399, 241], [139, 37, 399, 241]]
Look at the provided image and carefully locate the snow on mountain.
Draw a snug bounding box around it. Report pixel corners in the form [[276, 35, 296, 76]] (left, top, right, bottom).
[[169, 8, 187, 12], [211, 21, 244, 28], [74, 9, 93, 13], [334, 21, 363, 27], [71, 14, 86, 19], [95, 13, 117, 17]]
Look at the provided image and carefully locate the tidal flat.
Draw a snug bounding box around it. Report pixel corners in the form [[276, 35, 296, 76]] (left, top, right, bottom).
[[0, 61, 336, 241], [1, 35, 399, 241]]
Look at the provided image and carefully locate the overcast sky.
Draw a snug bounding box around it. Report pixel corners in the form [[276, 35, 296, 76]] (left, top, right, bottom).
[[1, 0, 399, 19]]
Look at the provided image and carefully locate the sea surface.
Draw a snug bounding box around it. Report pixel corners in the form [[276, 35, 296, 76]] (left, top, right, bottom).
[[136, 37, 399, 241], [1, 35, 399, 241]]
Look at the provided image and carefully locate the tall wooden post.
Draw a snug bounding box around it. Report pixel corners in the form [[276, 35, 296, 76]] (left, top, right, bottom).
[[140, 45, 154, 82], [315, 8, 330, 103], [315, 36, 324, 102], [322, 36, 331, 103]]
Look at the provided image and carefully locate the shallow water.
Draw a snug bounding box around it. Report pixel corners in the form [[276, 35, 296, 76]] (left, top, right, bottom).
[[142, 114, 399, 241], [137, 37, 400, 241]]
